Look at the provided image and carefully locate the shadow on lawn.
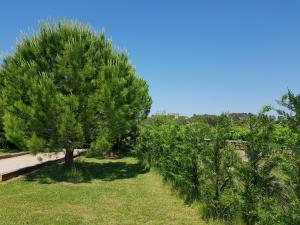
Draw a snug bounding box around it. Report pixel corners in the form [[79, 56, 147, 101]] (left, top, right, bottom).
[[25, 159, 148, 184]]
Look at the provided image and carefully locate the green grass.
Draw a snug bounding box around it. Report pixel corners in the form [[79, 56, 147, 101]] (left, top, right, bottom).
[[0, 157, 212, 225]]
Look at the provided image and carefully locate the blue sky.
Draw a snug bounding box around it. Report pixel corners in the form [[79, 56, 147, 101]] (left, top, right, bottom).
[[1, 0, 300, 115]]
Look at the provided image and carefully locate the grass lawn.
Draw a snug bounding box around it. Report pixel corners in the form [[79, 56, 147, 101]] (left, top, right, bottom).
[[0, 157, 210, 225]]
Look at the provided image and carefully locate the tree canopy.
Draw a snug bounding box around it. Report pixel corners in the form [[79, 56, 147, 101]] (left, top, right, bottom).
[[0, 20, 152, 167]]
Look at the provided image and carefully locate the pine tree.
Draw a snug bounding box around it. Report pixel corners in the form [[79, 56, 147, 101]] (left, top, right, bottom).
[[0, 20, 151, 168]]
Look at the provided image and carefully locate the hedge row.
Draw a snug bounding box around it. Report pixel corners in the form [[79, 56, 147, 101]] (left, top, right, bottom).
[[134, 113, 299, 225]]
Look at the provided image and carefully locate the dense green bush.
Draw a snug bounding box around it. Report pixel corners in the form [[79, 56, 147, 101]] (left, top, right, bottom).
[[239, 110, 286, 225], [277, 91, 300, 225], [134, 111, 296, 224], [198, 115, 242, 220], [134, 119, 210, 202], [135, 114, 242, 219]]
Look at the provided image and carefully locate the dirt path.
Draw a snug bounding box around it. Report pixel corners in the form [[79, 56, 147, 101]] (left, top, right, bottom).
[[0, 150, 84, 174]]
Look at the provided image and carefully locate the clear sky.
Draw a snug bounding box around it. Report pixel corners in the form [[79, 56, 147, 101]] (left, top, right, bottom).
[[1, 0, 299, 116]]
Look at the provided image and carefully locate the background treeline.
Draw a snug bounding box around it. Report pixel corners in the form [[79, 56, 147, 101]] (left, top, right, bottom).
[[134, 93, 300, 225]]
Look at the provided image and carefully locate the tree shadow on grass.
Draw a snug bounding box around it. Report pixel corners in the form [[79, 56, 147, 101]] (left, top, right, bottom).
[[25, 159, 148, 184]]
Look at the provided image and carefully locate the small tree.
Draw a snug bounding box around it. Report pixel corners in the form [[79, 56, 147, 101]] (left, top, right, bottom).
[[0, 20, 151, 168], [277, 91, 300, 224], [240, 107, 286, 225], [199, 114, 241, 220]]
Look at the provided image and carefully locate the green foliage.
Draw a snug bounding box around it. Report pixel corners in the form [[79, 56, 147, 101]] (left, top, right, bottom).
[[199, 115, 242, 220], [134, 119, 210, 202], [90, 135, 112, 155], [26, 133, 46, 154], [134, 111, 297, 224], [134, 114, 242, 220], [277, 90, 300, 224], [189, 113, 254, 127], [0, 20, 151, 166], [239, 112, 287, 225], [0, 19, 298, 225]]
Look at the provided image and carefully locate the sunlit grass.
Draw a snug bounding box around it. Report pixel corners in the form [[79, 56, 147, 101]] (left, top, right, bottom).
[[0, 157, 213, 225]]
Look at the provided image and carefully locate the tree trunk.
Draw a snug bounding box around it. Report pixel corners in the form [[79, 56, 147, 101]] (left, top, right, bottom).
[[64, 148, 74, 169]]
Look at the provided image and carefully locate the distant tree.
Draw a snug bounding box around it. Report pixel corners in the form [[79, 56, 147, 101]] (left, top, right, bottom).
[[145, 113, 188, 126], [0, 20, 151, 168], [228, 113, 254, 125], [189, 114, 219, 126]]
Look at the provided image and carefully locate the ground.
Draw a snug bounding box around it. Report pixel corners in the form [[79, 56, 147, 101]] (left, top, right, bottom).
[[0, 157, 210, 225]]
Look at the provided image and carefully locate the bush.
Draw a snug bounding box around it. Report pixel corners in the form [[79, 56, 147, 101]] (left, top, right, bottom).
[[134, 115, 242, 220], [134, 112, 294, 224]]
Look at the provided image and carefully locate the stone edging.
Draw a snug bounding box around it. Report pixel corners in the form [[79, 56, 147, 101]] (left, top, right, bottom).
[[0, 152, 83, 182], [0, 152, 29, 160]]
